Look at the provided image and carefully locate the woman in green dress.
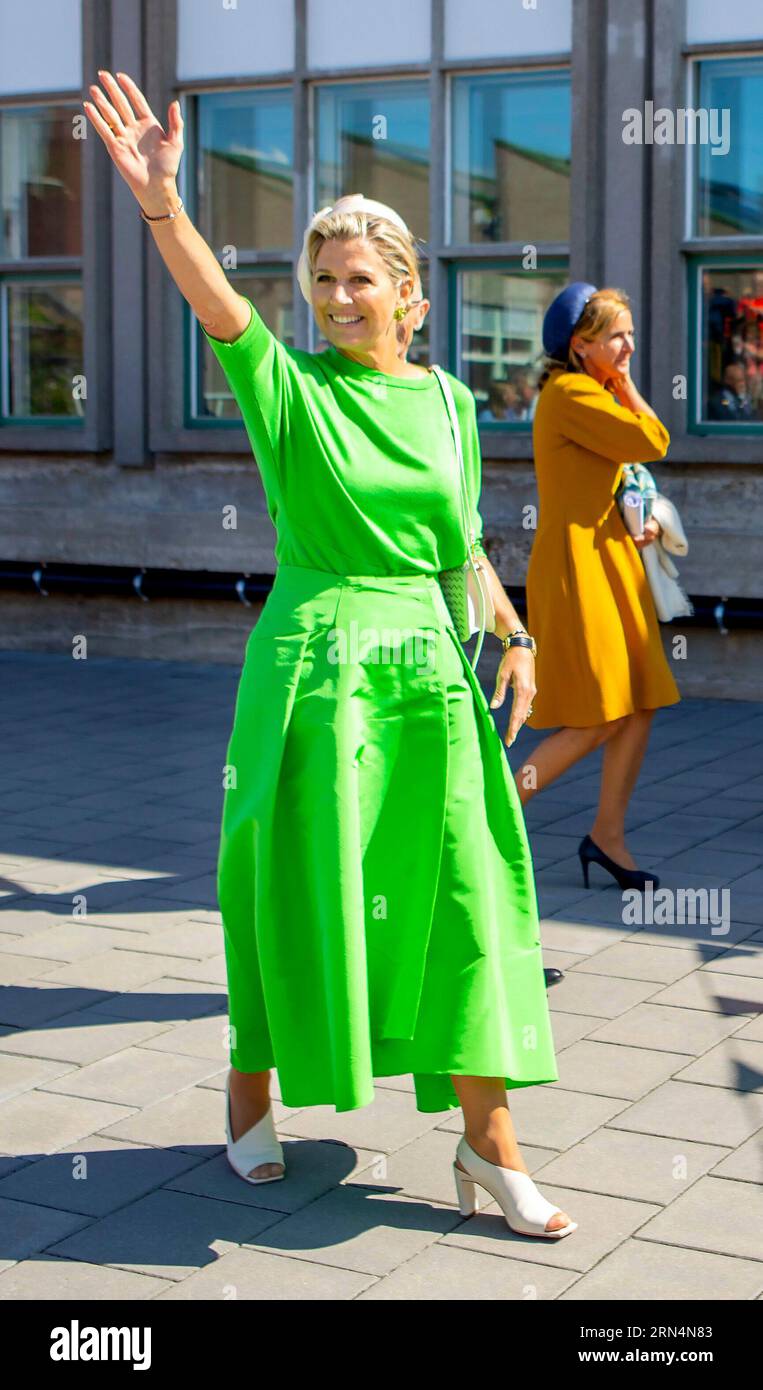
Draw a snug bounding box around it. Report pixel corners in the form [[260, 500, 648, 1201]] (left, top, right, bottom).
[[83, 71, 576, 1240]]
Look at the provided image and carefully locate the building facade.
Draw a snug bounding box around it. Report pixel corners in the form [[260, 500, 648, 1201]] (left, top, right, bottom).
[[0, 0, 761, 695]]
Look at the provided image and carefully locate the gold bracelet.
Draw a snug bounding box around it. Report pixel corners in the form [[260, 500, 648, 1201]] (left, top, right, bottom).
[[139, 196, 184, 224]]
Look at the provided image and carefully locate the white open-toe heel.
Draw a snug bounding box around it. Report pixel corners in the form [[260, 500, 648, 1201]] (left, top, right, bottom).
[[225, 1072, 285, 1184], [453, 1136, 577, 1240]]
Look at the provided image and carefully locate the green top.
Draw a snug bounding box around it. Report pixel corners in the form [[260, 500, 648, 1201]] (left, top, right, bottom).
[[201, 295, 487, 575]]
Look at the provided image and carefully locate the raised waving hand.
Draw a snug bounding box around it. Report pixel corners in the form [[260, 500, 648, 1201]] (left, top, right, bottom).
[[83, 70, 183, 217]]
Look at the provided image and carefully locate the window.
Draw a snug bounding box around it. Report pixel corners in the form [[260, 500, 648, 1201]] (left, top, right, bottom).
[[452, 264, 568, 423], [0, 104, 83, 423], [313, 80, 430, 243], [448, 70, 571, 424], [691, 261, 763, 431], [693, 57, 763, 238], [450, 70, 571, 245], [687, 58, 763, 435], [191, 88, 294, 422]]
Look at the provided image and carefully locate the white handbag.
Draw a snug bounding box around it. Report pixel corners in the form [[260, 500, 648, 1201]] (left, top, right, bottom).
[[431, 364, 496, 670]]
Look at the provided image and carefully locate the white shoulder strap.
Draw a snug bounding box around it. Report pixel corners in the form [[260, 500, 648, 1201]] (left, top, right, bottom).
[[430, 364, 476, 551]]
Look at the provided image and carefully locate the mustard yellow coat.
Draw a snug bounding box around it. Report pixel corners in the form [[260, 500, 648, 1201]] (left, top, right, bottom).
[[525, 367, 681, 729]]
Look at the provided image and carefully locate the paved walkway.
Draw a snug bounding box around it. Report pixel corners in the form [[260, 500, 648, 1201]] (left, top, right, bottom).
[[0, 650, 761, 1301]]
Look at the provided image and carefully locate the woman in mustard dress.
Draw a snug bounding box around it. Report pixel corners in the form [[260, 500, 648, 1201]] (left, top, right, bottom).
[[517, 283, 680, 891], [83, 72, 578, 1239]]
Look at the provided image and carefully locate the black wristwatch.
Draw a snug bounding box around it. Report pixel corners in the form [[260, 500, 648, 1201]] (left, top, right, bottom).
[[501, 629, 537, 658]]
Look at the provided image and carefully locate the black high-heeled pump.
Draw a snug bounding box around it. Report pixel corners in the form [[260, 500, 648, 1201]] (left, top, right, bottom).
[[578, 834, 659, 892]]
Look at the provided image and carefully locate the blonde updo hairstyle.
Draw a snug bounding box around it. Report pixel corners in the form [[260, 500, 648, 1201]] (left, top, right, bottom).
[[537, 287, 632, 391], [304, 197, 423, 319]]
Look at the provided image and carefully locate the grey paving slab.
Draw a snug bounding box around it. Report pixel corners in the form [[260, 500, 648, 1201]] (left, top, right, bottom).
[[735, 1015, 763, 1042], [558, 1239, 763, 1301], [357, 1240, 578, 1299], [83, 976, 227, 1023], [648, 970, 763, 1014], [0, 1256, 171, 1300], [0, 1196, 93, 1261], [635, 1176, 763, 1262], [545, 1011, 607, 1051], [0, 1008, 174, 1065], [27, 949, 199, 992], [553, 1040, 694, 1100], [570, 941, 723, 983], [0, 953, 64, 984], [81, 900, 223, 933], [155, 1245, 375, 1299], [698, 943, 763, 979], [0, 1053, 81, 1100], [133, 1014, 232, 1063], [46, 1188, 284, 1281], [608, 1079, 763, 1147], [243, 1186, 461, 1277], [0, 921, 158, 962], [532, 1126, 730, 1204], [38, 1046, 225, 1108], [1, 1089, 136, 1158], [169, 954, 228, 985], [0, 1135, 206, 1217], [588, 1003, 753, 1055], [672, 1038, 763, 1091], [709, 1128, 763, 1183], [544, 971, 660, 1019]]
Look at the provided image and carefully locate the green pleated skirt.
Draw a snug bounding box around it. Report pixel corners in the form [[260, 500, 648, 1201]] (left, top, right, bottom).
[[217, 563, 559, 1113]]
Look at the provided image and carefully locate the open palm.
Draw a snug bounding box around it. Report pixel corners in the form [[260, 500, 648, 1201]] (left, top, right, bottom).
[[83, 70, 183, 202]]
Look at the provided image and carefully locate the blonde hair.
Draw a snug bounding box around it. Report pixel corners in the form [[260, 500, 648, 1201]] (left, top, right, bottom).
[[304, 198, 423, 311], [537, 287, 632, 391]]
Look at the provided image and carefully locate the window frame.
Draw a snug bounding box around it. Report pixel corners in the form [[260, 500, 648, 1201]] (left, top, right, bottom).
[[0, 89, 108, 451], [687, 252, 763, 436]]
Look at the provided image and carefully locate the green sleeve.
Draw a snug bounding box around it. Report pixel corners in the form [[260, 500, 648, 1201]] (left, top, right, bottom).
[[200, 295, 292, 463]]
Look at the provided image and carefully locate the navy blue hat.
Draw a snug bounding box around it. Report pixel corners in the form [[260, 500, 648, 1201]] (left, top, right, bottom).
[[542, 281, 598, 360]]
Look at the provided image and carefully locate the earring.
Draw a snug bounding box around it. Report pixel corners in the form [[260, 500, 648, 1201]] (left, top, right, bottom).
[[393, 305, 407, 321]]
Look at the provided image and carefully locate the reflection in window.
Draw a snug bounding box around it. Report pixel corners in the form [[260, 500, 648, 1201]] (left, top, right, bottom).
[[198, 274, 294, 420], [456, 268, 568, 423], [695, 58, 763, 238], [4, 282, 84, 420], [314, 81, 430, 244], [701, 268, 763, 425], [0, 106, 81, 260], [196, 90, 293, 253], [451, 71, 571, 244]]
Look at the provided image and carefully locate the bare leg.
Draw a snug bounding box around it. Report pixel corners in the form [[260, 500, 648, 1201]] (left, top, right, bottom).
[[228, 1066, 284, 1178], [514, 718, 627, 805], [589, 709, 655, 869], [450, 1075, 572, 1233]]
